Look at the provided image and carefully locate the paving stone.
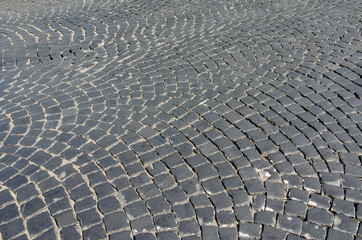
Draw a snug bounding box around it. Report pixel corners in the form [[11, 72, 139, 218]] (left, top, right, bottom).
[[252, 194, 266, 211], [266, 198, 285, 213], [320, 172, 340, 186], [210, 192, 233, 210], [146, 196, 171, 215], [27, 212, 53, 236], [265, 181, 285, 199], [282, 175, 302, 188], [164, 186, 188, 204], [262, 226, 288, 240], [285, 200, 307, 218], [255, 211, 276, 225], [171, 164, 194, 182], [238, 223, 262, 239], [216, 210, 237, 227], [346, 189, 362, 203], [82, 223, 107, 240], [154, 173, 176, 190], [21, 197, 46, 218], [124, 201, 149, 220], [196, 207, 215, 224], [288, 188, 309, 202], [158, 231, 180, 240], [110, 231, 132, 240], [341, 174, 362, 190], [194, 163, 219, 181], [326, 228, 354, 240], [191, 194, 213, 208], [331, 198, 355, 217], [234, 205, 253, 222], [104, 211, 129, 231], [301, 222, 326, 240], [93, 182, 116, 199], [179, 219, 200, 236], [333, 214, 359, 234], [307, 207, 334, 226], [323, 184, 345, 199], [60, 225, 82, 240], [303, 177, 322, 192], [216, 227, 236, 240], [339, 152, 360, 164], [0, 190, 13, 206], [275, 161, 294, 174], [0, 204, 19, 223], [286, 234, 307, 240], [130, 215, 155, 233], [154, 213, 177, 229], [238, 166, 259, 180], [222, 176, 243, 189], [0, 218, 25, 239], [202, 177, 225, 194], [357, 203, 362, 221], [308, 193, 331, 209], [243, 179, 266, 195], [277, 214, 303, 235], [77, 208, 102, 226], [34, 228, 58, 240], [358, 223, 362, 236]]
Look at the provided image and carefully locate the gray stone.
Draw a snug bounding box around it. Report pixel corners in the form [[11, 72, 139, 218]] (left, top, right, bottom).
[[238, 223, 262, 238], [255, 211, 276, 225], [333, 214, 359, 234], [277, 214, 303, 235], [27, 212, 53, 235], [331, 198, 355, 217], [216, 210, 237, 226], [285, 200, 307, 218], [302, 222, 326, 240], [235, 206, 253, 222], [104, 211, 129, 231], [179, 219, 200, 235], [262, 226, 288, 240], [124, 201, 149, 220], [326, 228, 354, 240], [307, 208, 334, 226], [244, 179, 266, 194], [219, 227, 238, 240], [154, 213, 177, 229], [201, 226, 218, 240]]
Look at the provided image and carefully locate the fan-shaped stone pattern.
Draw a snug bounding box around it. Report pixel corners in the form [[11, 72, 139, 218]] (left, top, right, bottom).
[[0, 0, 361, 239]]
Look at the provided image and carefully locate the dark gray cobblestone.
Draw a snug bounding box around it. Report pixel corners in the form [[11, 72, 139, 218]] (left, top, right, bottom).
[[0, 0, 361, 239]]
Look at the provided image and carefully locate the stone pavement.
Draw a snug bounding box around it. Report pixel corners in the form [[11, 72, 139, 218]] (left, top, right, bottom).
[[0, 0, 361, 239]]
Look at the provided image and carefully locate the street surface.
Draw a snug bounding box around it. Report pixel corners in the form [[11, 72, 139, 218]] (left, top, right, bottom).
[[0, 0, 361, 239]]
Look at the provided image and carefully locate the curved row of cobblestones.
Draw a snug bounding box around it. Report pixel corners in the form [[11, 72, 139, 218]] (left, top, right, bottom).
[[0, 0, 361, 239]]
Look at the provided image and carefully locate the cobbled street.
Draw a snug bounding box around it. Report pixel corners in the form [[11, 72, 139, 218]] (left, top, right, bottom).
[[0, 0, 361, 239]]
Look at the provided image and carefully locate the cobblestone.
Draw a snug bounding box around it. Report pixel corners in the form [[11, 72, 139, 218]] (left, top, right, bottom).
[[0, 0, 361, 239]]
